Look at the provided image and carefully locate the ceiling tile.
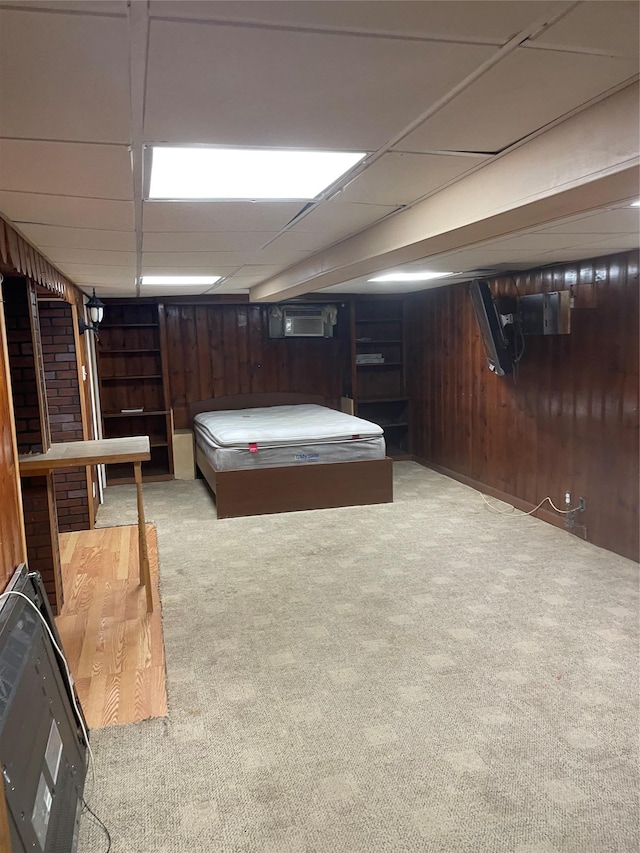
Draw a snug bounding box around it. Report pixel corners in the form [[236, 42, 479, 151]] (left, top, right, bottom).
[[289, 198, 398, 244], [16, 224, 136, 251], [141, 265, 239, 277], [0, 192, 135, 230], [0, 9, 130, 142], [341, 152, 489, 205], [144, 19, 494, 148], [0, 140, 132, 200], [138, 285, 214, 298], [142, 202, 303, 232], [142, 250, 305, 268], [530, 1, 639, 56], [260, 230, 333, 254], [233, 265, 289, 277], [400, 47, 638, 154], [1, 2, 127, 13], [42, 249, 136, 267], [220, 274, 269, 288], [150, 1, 565, 44], [54, 264, 135, 277], [141, 231, 278, 252]]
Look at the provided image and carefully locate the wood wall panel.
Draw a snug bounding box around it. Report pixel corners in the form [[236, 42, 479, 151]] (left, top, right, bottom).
[[166, 303, 349, 428], [406, 251, 639, 562]]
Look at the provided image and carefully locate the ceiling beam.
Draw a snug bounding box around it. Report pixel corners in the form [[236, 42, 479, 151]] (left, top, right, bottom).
[[250, 82, 639, 302]]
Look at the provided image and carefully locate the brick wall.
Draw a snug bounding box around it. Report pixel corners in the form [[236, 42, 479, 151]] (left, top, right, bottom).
[[39, 300, 89, 533], [4, 281, 62, 611], [5, 281, 44, 453], [21, 475, 62, 613]]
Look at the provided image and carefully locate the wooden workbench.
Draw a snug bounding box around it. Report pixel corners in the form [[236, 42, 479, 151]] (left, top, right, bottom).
[[19, 436, 153, 612]]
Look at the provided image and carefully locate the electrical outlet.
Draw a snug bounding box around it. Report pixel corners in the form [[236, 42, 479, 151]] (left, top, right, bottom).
[[565, 491, 571, 506]]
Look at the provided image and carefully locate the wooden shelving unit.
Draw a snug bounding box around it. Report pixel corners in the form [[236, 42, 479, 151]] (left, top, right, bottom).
[[351, 298, 410, 459], [97, 302, 174, 484]]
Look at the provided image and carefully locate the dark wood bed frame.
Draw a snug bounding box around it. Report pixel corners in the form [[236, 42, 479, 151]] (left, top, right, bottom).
[[188, 392, 393, 519]]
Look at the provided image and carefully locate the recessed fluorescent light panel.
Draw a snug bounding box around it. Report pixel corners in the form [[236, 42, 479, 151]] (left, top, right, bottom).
[[148, 146, 366, 200], [140, 276, 221, 286], [630, 200, 640, 207], [368, 272, 454, 283]]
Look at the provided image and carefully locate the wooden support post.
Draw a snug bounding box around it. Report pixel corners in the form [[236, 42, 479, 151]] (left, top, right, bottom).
[[134, 461, 153, 613]]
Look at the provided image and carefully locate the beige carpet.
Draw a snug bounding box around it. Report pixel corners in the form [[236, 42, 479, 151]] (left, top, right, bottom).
[[80, 462, 638, 853]]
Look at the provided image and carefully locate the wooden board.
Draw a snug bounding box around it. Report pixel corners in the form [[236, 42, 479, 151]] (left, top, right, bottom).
[[196, 444, 393, 518], [57, 524, 167, 728], [18, 435, 151, 475]]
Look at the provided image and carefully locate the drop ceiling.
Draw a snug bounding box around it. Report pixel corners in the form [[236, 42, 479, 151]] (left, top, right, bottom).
[[0, 0, 637, 299]]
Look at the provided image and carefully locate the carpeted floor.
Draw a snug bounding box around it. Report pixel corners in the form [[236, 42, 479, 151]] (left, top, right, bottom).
[[80, 462, 638, 853]]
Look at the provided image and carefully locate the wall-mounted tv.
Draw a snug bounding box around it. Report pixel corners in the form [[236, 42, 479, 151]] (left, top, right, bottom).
[[468, 279, 516, 376]]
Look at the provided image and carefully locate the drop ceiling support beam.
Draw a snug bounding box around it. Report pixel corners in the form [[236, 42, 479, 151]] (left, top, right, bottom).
[[250, 83, 639, 303]]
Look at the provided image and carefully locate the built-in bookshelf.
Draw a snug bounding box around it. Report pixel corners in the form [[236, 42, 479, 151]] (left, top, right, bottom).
[[97, 302, 173, 483], [351, 298, 410, 459]]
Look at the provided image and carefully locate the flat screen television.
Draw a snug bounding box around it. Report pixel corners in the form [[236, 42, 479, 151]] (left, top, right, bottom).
[[0, 565, 87, 852], [468, 279, 515, 376]]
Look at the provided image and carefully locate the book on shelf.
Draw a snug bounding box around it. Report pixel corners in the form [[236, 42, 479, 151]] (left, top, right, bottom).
[[356, 353, 384, 364], [121, 407, 144, 413]]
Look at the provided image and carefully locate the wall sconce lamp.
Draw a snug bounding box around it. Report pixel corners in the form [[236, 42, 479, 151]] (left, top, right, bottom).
[[79, 289, 105, 336]]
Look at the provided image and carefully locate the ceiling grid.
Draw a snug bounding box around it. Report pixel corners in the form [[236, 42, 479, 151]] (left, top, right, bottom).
[[0, 0, 637, 298]]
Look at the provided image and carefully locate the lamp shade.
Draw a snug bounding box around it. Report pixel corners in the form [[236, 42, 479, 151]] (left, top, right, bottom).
[[87, 289, 105, 326]]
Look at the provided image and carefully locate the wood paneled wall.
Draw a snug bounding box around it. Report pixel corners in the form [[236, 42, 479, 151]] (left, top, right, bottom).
[[406, 251, 639, 562], [165, 303, 351, 428]]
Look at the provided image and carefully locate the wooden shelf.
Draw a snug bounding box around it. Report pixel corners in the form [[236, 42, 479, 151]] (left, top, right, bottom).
[[353, 298, 409, 459], [98, 302, 173, 482], [103, 409, 169, 418], [356, 362, 403, 368]]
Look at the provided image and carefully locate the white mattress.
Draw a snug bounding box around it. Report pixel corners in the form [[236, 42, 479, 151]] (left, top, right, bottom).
[[194, 404, 386, 471]]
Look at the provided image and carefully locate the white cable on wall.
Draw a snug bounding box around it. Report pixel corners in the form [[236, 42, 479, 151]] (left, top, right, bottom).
[[481, 492, 582, 517]]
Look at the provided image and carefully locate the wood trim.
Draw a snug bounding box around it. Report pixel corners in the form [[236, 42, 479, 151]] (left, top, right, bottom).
[[188, 392, 327, 422], [157, 302, 174, 476], [196, 444, 393, 519], [413, 456, 587, 539], [0, 217, 79, 300], [0, 296, 27, 568], [18, 436, 151, 475], [0, 770, 10, 853], [71, 303, 96, 528]]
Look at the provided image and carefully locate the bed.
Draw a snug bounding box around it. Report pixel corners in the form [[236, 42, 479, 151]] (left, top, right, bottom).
[[188, 392, 393, 518]]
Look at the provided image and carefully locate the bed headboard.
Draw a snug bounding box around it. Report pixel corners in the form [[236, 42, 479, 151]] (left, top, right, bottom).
[[188, 392, 328, 424]]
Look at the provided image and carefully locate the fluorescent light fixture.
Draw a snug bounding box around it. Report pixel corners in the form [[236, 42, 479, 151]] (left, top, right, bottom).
[[140, 275, 221, 286], [630, 200, 640, 207], [148, 146, 366, 200], [368, 271, 454, 283]]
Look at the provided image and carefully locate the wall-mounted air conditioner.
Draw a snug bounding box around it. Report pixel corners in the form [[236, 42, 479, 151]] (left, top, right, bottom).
[[269, 305, 337, 338]]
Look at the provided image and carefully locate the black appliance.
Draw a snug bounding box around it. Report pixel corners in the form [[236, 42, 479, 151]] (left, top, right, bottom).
[[0, 565, 87, 852]]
